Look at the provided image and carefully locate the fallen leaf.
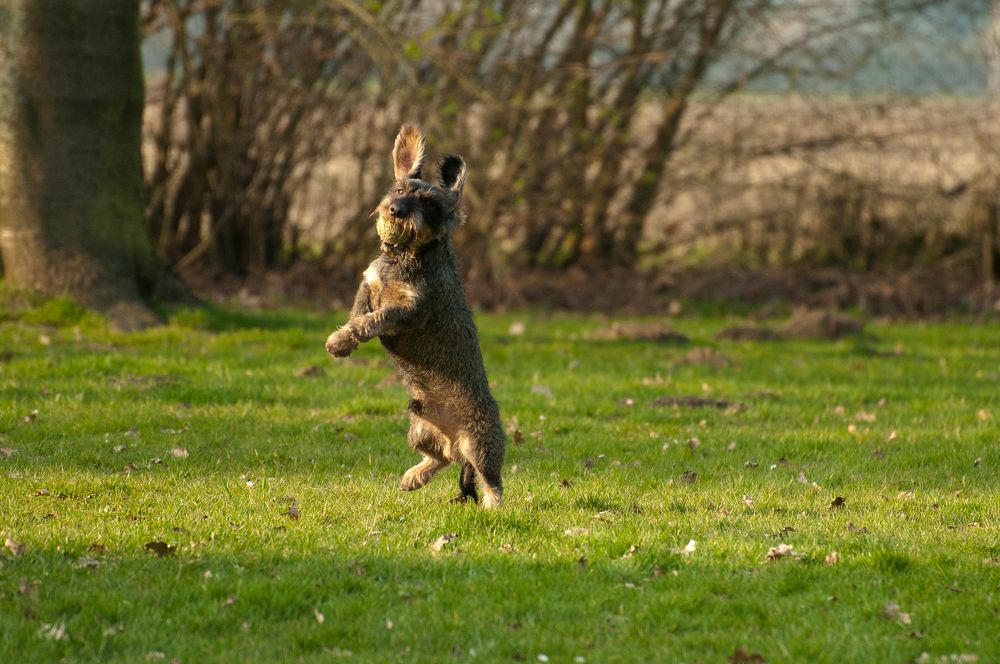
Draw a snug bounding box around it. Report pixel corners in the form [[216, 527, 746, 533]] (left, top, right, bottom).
[[847, 522, 868, 534], [650, 395, 739, 409], [729, 645, 766, 663], [897, 490, 914, 499], [744, 460, 759, 468], [0, 448, 17, 458], [883, 602, 912, 625], [976, 408, 991, 421], [742, 495, 754, 506], [18, 578, 39, 597], [855, 411, 877, 422], [431, 533, 457, 551], [169, 447, 189, 458], [687, 437, 701, 451], [87, 543, 107, 554], [508, 321, 526, 336], [671, 539, 697, 556], [830, 496, 846, 509], [38, 623, 67, 641], [144, 541, 176, 557], [314, 608, 325, 624], [294, 365, 324, 378], [513, 430, 525, 444], [564, 527, 590, 537], [559, 479, 572, 489], [287, 504, 300, 520], [621, 545, 640, 559], [5, 537, 26, 556], [973, 457, 982, 467], [23, 409, 39, 423], [76, 557, 100, 569], [765, 543, 803, 561], [679, 470, 699, 484], [825, 551, 840, 565]]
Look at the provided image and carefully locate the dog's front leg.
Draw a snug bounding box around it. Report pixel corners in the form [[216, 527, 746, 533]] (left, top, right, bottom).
[[325, 282, 371, 357], [349, 304, 417, 342]]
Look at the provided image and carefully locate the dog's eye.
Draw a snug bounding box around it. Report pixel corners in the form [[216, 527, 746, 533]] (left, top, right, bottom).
[[395, 187, 404, 195]]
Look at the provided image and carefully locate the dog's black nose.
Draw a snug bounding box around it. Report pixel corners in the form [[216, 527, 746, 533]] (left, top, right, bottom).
[[389, 202, 408, 218]]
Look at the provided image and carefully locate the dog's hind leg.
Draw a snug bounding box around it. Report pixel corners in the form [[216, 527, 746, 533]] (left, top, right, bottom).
[[401, 416, 449, 491], [458, 430, 504, 509], [450, 462, 479, 504]]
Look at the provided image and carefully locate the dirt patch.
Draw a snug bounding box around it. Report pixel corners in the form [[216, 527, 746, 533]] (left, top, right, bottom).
[[783, 308, 863, 339], [649, 395, 741, 409], [588, 321, 689, 343], [715, 326, 784, 342]]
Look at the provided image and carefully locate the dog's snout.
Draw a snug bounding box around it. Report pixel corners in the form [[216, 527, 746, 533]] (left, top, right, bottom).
[[389, 200, 409, 218]]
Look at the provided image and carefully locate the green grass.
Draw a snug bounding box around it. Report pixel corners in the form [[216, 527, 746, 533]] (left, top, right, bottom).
[[1, 293, 997, 663]]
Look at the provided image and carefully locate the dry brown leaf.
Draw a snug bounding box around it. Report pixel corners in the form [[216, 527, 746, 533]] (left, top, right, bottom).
[[679, 470, 699, 484], [169, 447, 189, 458], [431, 533, 457, 551], [742, 495, 754, 506], [0, 448, 17, 458], [621, 545, 640, 559], [976, 409, 991, 421], [847, 522, 868, 534], [729, 645, 766, 663], [294, 365, 324, 378], [825, 551, 840, 565], [765, 543, 803, 561], [883, 602, 912, 625], [287, 503, 300, 520], [564, 527, 590, 537], [18, 577, 39, 598], [313, 608, 325, 624], [144, 541, 176, 557], [5, 537, 25, 556], [830, 496, 846, 509], [76, 557, 100, 569]]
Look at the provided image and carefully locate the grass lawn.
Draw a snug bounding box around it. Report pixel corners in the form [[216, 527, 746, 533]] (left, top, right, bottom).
[[1, 292, 997, 663]]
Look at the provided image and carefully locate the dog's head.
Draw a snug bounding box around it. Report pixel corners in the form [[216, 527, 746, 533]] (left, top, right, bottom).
[[374, 125, 466, 256]]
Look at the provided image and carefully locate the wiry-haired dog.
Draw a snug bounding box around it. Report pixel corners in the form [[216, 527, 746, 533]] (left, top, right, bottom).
[[325, 125, 506, 507]]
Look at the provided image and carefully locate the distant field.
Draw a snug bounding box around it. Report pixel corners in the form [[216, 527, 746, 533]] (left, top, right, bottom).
[[1, 294, 997, 662]]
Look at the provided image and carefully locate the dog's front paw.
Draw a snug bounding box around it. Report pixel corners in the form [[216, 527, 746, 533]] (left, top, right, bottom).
[[325, 327, 358, 358]]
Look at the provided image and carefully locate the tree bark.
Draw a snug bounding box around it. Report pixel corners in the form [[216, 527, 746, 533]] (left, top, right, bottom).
[[0, 0, 190, 330]]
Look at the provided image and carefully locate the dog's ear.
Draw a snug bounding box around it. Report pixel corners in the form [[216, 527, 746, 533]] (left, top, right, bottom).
[[437, 154, 466, 197], [393, 125, 425, 180]]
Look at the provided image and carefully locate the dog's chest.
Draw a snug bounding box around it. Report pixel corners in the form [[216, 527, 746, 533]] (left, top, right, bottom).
[[364, 263, 418, 309]]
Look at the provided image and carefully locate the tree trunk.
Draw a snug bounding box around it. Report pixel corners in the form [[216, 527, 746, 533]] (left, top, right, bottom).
[[0, 0, 190, 330]]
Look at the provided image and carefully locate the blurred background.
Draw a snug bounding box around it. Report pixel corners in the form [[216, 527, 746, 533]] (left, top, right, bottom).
[[5, 1, 1000, 318]]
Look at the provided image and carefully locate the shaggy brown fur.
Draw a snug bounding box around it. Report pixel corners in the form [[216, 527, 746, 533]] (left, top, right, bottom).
[[325, 125, 505, 507]]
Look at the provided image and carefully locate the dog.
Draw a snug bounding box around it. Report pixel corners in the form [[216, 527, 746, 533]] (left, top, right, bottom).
[[325, 125, 505, 507]]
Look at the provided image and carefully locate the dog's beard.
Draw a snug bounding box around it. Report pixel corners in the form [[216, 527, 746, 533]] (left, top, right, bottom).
[[376, 211, 425, 251]]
